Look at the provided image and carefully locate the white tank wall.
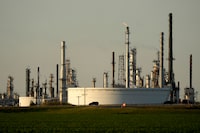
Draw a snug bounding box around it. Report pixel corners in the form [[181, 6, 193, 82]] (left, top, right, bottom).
[[68, 88, 171, 105], [19, 97, 35, 107]]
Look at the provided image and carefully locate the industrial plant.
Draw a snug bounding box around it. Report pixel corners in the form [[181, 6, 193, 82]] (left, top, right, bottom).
[[0, 76, 20, 106], [68, 13, 177, 105], [183, 54, 195, 104], [1, 13, 194, 107], [19, 43, 79, 106]]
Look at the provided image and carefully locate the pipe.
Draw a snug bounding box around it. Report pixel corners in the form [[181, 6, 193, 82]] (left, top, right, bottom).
[[125, 26, 130, 88], [159, 32, 164, 88]]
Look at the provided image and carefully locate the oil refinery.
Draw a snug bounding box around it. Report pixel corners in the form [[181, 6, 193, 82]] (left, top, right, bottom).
[[68, 13, 176, 106], [0, 13, 195, 107]]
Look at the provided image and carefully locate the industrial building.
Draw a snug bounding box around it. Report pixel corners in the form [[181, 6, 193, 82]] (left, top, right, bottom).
[[0, 76, 19, 106], [19, 13, 198, 107]]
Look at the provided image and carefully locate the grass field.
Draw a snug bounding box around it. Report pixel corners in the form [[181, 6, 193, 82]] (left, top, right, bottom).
[[0, 105, 200, 132]]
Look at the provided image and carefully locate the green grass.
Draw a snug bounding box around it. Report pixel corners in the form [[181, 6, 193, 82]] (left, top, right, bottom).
[[0, 105, 200, 132]]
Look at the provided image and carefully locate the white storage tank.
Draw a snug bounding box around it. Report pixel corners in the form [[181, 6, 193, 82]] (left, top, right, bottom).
[[19, 97, 35, 107], [68, 87, 171, 105]]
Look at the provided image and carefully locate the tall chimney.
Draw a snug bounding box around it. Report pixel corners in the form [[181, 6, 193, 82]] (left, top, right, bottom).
[[159, 32, 164, 88], [60, 41, 67, 103], [112, 51, 115, 87], [168, 13, 174, 85], [125, 26, 130, 88], [190, 54, 192, 89], [56, 64, 59, 98], [26, 68, 31, 96], [37, 67, 40, 104]]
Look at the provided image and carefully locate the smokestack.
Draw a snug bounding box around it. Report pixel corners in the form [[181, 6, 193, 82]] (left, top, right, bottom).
[[125, 26, 130, 88], [37, 67, 40, 97], [112, 51, 115, 87], [37, 67, 40, 104], [60, 41, 67, 103], [168, 13, 174, 85], [190, 54, 192, 89], [56, 64, 59, 98], [26, 68, 31, 96], [92, 78, 96, 88], [159, 32, 164, 88]]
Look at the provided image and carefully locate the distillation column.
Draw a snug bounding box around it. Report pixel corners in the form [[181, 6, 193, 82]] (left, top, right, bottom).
[[118, 55, 125, 87], [129, 48, 136, 87], [103, 72, 108, 88]]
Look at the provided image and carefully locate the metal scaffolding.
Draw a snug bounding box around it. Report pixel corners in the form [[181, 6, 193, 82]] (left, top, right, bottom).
[[118, 55, 125, 86]]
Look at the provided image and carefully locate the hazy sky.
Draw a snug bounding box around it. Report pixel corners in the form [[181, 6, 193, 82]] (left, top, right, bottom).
[[0, 0, 199, 100]]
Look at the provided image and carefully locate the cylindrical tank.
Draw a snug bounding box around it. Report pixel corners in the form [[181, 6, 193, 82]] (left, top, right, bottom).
[[103, 72, 108, 88], [136, 69, 141, 87], [145, 75, 150, 88]]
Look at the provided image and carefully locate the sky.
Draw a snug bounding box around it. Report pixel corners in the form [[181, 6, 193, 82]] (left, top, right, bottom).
[[0, 0, 199, 100]]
